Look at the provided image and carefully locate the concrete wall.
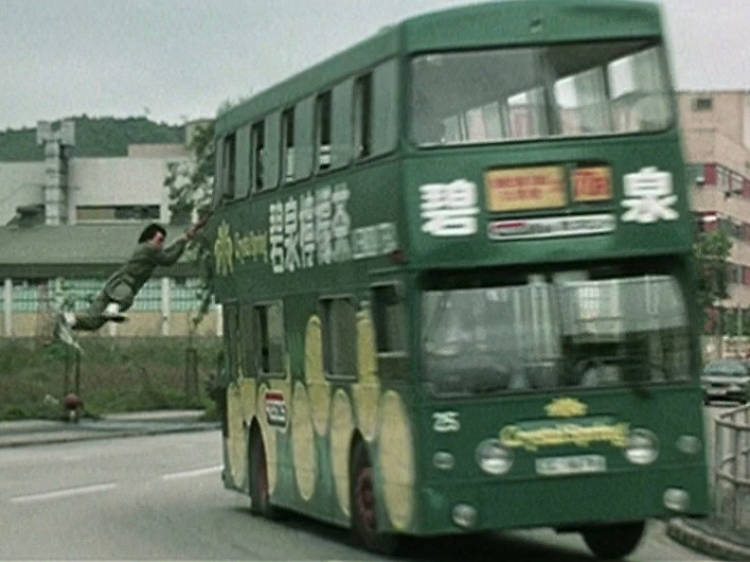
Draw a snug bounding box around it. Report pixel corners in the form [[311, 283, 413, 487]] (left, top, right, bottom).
[[682, 129, 750, 178], [0, 143, 191, 226], [678, 91, 750, 149], [0, 161, 46, 224], [3, 309, 221, 339], [69, 156, 186, 222]]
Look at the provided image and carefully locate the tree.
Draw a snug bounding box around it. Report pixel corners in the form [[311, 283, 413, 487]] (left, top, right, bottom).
[[163, 120, 215, 330], [694, 227, 732, 331], [165, 121, 215, 224]]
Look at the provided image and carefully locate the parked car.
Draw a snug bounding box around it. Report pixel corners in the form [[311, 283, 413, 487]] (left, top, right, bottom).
[[701, 359, 750, 404]]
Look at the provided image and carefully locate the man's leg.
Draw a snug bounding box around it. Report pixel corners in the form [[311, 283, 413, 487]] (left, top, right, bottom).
[[67, 293, 110, 331], [54, 312, 82, 351], [102, 302, 127, 321], [102, 283, 133, 321]]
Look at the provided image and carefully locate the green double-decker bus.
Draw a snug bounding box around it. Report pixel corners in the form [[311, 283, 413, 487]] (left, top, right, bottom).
[[208, 1, 709, 557]]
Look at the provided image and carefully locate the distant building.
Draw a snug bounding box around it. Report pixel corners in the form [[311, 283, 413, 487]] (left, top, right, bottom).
[[0, 117, 218, 339], [0, 116, 211, 226], [680, 91, 750, 307]]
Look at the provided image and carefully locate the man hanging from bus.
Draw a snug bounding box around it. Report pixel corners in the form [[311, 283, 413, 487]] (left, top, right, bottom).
[[55, 214, 210, 349]]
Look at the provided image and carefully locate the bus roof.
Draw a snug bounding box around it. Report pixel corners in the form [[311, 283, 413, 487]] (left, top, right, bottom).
[[216, 0, 662, 136]]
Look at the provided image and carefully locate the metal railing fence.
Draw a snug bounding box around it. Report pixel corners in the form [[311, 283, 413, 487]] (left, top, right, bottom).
[[714, 403, 750, 530]]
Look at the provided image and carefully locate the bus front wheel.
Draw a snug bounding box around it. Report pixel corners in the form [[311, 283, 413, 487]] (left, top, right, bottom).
[[581, 521, 645, 560], [349, 441, 400, 555]]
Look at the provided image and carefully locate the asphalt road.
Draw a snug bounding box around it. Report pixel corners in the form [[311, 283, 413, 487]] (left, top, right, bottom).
[[0, 428, 724, 561]]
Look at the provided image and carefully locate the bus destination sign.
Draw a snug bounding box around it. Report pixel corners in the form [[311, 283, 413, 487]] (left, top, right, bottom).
[[574, 166, 612, 202], [484, 165, 566, 212]]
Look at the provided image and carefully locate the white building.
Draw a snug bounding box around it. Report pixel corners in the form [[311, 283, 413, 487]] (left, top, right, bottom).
[[0, 117, 218, 338]]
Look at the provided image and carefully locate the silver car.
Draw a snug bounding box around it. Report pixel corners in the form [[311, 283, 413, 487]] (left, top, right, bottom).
[[702, 360, 750, 404]]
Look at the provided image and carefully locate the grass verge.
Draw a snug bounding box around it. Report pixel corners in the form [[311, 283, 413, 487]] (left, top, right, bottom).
[[0, 337, 221, 420]]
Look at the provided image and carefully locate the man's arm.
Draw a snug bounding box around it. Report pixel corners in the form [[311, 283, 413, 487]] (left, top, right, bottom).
[[149, 213, 212, 266], [151, 237, 188, 266]]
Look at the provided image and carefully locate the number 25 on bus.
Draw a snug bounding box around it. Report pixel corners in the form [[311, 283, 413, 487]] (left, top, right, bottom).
[[207, 0, 708, 558]]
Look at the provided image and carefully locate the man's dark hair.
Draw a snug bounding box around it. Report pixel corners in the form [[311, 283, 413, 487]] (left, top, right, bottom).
[[138, 223, 167, 243]]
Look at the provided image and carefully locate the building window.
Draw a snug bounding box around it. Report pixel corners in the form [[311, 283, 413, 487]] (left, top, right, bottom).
[[692, 97, 713, 111], [729, 263, 743, 284], [718, 166, 730, 190], [729, 219, 743, 239], [76, 205, 159, 222]]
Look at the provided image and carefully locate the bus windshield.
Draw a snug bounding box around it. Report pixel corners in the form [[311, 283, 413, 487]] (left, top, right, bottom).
[[422, 272, 690, 396], [410, 40, 671, 145]]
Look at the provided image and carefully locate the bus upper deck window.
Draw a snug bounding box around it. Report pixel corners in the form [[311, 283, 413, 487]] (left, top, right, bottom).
[[607, 47, 670, 133], [354, 74, 372, 159], [410, 42, 672, 146], [316, 92, 332, 171], [507, 87, 549, 139], [221, 133, 236, 199], [553, 68, 611, 135], [282, 107, 295, 182], [251, 121, 264, 192]]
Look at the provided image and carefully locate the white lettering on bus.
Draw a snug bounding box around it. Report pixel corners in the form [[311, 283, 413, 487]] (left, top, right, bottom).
[[284, 196, 301, 272], [315, 186, 333, 266], [432, 411, 460, 432], [332, 184, 352, 263], [420, 179, 479, 237], [269, 202, 285, 274], [621, 167, 678, 223], [300, 191, 316, 268], [268, 182, 398, 274]]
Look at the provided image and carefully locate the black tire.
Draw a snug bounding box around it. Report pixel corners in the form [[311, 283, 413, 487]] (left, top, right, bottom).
[[581, 521, 645, 560], [249, 430, 278, 518], [350, 441, 400, 555]]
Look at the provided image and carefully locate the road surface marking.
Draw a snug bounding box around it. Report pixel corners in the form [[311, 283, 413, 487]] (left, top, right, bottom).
[[10, 482, 117, 504], [162, 465, 222, 480]]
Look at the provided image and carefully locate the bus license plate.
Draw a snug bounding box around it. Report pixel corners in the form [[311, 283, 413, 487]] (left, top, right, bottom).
[[536, 454, 606, 476]]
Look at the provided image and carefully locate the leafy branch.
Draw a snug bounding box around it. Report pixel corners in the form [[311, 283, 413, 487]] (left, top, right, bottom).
[[694, 227, 732, 326], [164, 121, 215, 332]]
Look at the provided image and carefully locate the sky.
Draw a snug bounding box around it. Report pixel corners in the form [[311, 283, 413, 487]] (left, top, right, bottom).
[[0, 0, 746, 131]]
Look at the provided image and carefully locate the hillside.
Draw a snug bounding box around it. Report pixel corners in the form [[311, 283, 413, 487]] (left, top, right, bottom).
[[0, 116, 184, 161]]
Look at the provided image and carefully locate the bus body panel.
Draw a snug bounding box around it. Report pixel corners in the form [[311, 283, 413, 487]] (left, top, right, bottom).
[[403, 0, 662, 53], [403, 133, 693, 270], [207, 0, 709, 548], [408, 385, 707, 534]]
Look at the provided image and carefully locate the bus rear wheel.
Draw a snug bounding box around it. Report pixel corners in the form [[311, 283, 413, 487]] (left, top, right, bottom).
[[581, 521, 645, 560], [350, 442, 400, 555], [249, 430, 278, 518]]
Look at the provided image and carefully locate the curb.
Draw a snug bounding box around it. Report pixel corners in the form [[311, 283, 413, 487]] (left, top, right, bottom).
[[667, 517, 750, 561], [0, 422, 220, 449]]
